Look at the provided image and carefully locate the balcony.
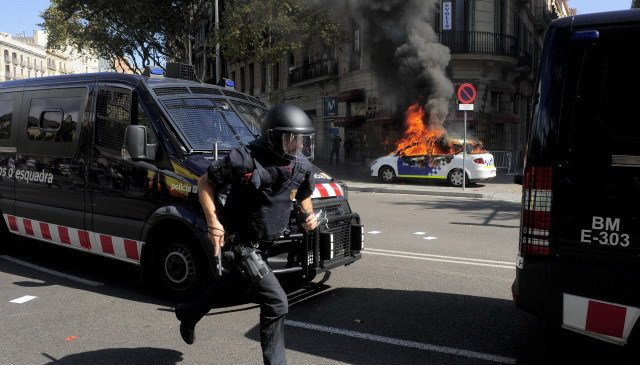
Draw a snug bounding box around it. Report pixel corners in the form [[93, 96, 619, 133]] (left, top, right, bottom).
[[439, 31, 519, 58], [288, 58, 338, 85], [533, 6, 556, 31]]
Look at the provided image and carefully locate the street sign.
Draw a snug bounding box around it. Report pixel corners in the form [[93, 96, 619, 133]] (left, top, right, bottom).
[[457, 83, 477, 104], [458, 104, 474, 111]]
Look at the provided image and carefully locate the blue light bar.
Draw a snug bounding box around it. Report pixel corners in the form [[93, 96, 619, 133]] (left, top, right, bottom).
[[225, 78, 235, 88], [149, 66, 164, 75], [572, 30, 600, 41]]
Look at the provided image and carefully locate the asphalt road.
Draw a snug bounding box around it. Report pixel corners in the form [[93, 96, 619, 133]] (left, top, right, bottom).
[[0, 192, 635, 364]]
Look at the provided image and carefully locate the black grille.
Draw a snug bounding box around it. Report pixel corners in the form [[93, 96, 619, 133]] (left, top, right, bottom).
[[153, 87, 190, 96], [326, 219, 352, 259], [190, 87, 223, 95], [96, 89, 130, 150]]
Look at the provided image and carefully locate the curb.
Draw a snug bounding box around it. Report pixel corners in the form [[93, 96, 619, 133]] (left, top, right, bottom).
[[346, 186, 486, 199]]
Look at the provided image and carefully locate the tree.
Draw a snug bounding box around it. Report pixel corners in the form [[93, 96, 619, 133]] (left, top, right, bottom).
[[41, 0, 343, 76], [41, 0, 209, 74], [218, 0, 345, 65]]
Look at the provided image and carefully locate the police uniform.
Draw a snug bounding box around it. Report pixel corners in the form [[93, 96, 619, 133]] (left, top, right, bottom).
[[176, 138, 314, 365]]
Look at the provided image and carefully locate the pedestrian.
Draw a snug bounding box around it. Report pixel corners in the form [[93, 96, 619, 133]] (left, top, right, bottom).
[[175, 104, 319, 365], [329, 133, 342, 165], [344, 133, 354, 162]]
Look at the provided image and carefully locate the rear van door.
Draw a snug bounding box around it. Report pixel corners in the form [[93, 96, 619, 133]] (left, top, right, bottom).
[[551, 24, 640, 306]]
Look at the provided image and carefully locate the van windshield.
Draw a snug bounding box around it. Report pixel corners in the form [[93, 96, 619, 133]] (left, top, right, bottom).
[[160, 98, 256, 151]]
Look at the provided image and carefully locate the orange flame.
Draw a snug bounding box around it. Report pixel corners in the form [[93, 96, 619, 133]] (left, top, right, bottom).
[[394, 103, 453, 156], [393, 103, 486, 156]]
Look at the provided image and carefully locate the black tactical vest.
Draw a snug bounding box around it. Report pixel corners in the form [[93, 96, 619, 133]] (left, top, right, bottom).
[[221, 141, 313, 242]]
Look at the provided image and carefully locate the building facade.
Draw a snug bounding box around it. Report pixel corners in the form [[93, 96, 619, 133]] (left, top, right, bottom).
[[1, 30, 106, 82], [216, 0, 574, 168]]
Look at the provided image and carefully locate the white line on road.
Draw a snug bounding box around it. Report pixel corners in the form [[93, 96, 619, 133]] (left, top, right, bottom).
[[363, 248, 514, 269], [10, 295, 37, 304], [286, 320, 516, 364], [0, 255, 103, 287]]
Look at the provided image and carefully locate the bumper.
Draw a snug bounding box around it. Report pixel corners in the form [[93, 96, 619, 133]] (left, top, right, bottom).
[[471, 167, 497, 181], [512, 258, 562, 325]]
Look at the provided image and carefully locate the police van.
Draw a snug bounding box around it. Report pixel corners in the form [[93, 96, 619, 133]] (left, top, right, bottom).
[[0, 66, 363, 299], [512, 10, 640, 347]]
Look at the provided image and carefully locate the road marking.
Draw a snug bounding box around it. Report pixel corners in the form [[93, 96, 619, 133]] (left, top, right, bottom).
[[0, 255, 103, 287], [423, 236, 437, 240], [414, 231, 426, 235], [368, 231, 381, 234], [363, 248, 514, 269], [286, 320, 516, 364], [10, 295, 37, 304]]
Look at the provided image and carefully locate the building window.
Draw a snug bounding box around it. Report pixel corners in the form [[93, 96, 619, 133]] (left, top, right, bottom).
[[272, 63, 280, 90], [261, 62, 266, 93], [248, 63, 254, 95], [240, 67, 245, 93], [349, 22, 361, 72]]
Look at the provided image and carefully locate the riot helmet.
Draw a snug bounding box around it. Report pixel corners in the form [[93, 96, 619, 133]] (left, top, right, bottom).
[[261, 104, 315, 161]]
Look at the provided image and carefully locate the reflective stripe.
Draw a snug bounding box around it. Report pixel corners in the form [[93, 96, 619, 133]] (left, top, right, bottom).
[[312, 183, 344, 198], [2, 214, 143, 264], [563, 293, 640, 344]]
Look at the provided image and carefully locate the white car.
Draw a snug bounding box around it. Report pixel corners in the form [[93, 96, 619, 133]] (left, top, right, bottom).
[[370, 148, 497, 186]]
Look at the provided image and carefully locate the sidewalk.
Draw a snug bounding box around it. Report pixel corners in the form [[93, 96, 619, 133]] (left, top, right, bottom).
[[313, 159, 523, 202]]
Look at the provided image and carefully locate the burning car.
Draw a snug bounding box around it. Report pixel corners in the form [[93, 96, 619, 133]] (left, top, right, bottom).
[[370, 142, 496, 186], [369, 103, 496, 186]]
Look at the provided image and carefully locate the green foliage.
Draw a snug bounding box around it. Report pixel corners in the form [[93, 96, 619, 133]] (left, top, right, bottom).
[[41, 0, 345, 74], [41, 0, 209, 73], [218, 0, 345, 64]]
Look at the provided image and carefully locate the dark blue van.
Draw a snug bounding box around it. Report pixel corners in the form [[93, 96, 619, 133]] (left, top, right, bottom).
[[512, 10, 640, 347], [0, 69, 363, 299]]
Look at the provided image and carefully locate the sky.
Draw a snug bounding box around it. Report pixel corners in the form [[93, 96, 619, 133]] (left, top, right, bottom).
[[0, 0, 635, 36]]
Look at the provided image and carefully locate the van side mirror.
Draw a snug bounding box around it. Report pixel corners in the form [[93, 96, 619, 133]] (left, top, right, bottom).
[[124, 125, 157, 161]]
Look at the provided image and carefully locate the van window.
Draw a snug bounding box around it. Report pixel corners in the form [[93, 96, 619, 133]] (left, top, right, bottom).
[[0, 99, 12, 140], [136, 101, 157, 145], [160, 98, 254, 151], [95, 88, 131, 152], [231, 101, 266, 136], [568, 26, 640, 159], [26, 98, 80, 143]]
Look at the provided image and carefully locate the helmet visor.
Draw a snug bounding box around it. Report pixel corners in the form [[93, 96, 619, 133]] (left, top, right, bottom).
[[281, 132, 314, 161]]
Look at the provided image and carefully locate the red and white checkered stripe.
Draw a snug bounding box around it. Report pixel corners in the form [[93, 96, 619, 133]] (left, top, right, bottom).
[[563, 293, 640, 344], [3, 214, 143, 264], [311, 183, 344, 199]]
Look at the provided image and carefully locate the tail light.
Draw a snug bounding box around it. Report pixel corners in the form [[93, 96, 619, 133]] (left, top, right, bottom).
[[472, 157, 485, 164], [519, 166, 553, 256]]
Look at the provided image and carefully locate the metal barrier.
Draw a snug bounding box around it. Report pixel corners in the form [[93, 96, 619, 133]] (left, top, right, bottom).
[[491, 151, 513, 174]]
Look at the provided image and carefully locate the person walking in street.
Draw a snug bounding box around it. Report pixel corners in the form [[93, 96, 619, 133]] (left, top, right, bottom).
[[175, 104, 319, 365], [329, 133, 342, 165], [344, 133, 354, 162]]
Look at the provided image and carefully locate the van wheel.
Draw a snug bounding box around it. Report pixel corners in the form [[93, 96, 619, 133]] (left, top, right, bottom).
[[153, 235, 209, 301], [447, 169, 468, 187], [379, 166, 396, 183]]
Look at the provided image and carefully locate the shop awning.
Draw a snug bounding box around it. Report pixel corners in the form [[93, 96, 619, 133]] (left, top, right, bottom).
[[333, 116, 366, 127], [338, 88, 366, 102]]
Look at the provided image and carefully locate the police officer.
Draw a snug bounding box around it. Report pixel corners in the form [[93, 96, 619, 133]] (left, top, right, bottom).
[[175, 104, 318, 365]]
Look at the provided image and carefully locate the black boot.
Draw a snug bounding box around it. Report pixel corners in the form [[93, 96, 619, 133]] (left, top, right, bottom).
[[175, 304, 196, 345]]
